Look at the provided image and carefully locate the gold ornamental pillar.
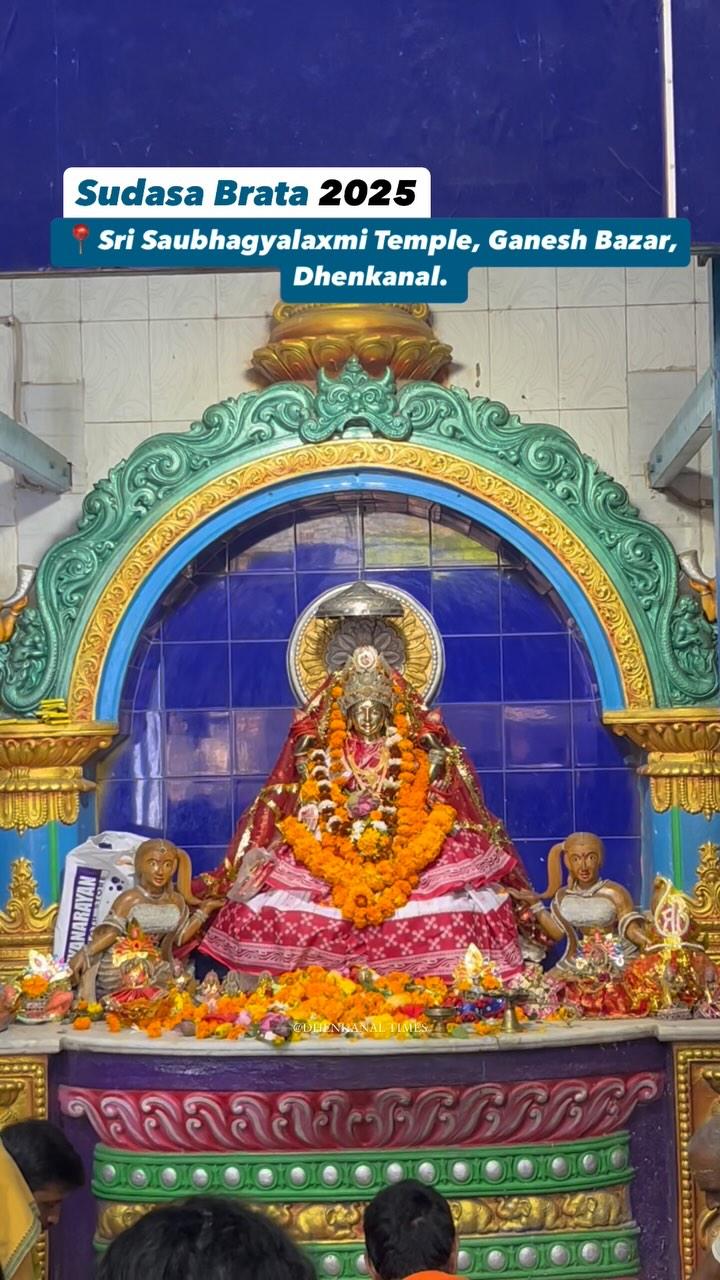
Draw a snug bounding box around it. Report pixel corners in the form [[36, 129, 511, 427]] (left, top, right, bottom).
[[0, 715, 117, 975], [605, 709, 720, 890]]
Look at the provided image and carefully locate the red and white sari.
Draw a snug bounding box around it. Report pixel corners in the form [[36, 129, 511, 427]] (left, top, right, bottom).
[[198, 683, 543, 981]]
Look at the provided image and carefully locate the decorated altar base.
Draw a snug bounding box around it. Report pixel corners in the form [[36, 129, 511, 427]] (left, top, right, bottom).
[[6, 1016, 720, 1279], [0, 1018, 699, 1280]]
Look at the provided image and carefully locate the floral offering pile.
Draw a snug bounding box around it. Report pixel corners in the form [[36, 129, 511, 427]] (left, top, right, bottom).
[[556, 937, 715, 1019], [64, 936, 720, 1043], [78, 967, 455, 1043], [69, 943, 572, 1044], [12, 951, 73, 1024]]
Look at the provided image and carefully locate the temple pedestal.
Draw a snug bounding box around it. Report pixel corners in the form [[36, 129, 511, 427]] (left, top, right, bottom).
[[2, 1019, 717, 1280]]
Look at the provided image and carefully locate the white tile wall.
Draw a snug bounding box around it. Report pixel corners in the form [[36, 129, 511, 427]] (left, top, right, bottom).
[[23, 323, 81, 382], [15, 488, 84, 568], [81, 276, 149, 322], [433, 268, 488, 312], [22, 382, 86, 490], [149, 318, 219, 420], [149, 274, 217, 320], [628, 482, 703, 549], [695, 261, 709, 302], [0, 463, 15, 526], [434, 311, 489, 394], [692, 443, 714, 575], [217, 316, 275, 395], [557, 408, 629, 479], [699, 507, 715, 574], [489, 308, 558, 411], [556, 269, 625, 308], [627, 370, 698, 475], [149, 420, 197, 437], [85, 421, 153, 485], [488, 267, 556, 311], [558, 306, 627, 409], [12, 278, 80, 323], [0, 267, 713, 590], [627, 303, 696, 371], [0, 526, 17, 597], [82, 321, 151, 421], [696, 304, 711, 378], [0, 323, 15, 417], [626, 265, 695, 306], [217, 271, 279, 318]]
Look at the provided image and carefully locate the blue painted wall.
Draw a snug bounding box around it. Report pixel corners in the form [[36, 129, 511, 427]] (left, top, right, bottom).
[[1, 0, 673, 272], [5, 1, 720, 270], [673, 0, 720, 246], [97, 493, 642, 900]]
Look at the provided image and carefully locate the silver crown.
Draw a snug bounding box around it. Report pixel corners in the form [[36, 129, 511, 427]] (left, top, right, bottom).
[[316, 581, 403, 620]]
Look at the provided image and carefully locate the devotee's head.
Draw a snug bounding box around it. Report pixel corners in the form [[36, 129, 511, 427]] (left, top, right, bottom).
[[563, 832, 603, 887], [690, 1115, 720, 1208], [97, 1197, 317, 1280], [363, 1180, 458, 1279], [1, 1119, 84, 1230]]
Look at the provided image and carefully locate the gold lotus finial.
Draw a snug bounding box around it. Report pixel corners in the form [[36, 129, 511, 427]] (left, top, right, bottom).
[[252, 303, 452, 384]]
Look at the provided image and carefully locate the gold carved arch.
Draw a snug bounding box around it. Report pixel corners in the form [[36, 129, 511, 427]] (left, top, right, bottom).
[[67, 439, 653, 720]]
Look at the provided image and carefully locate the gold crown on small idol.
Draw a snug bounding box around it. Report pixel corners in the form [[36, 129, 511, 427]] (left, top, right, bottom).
[[339, 646, 394, 713]]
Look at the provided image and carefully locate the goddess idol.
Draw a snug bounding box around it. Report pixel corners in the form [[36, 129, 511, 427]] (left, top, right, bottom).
[[198, 587, 545, 980]]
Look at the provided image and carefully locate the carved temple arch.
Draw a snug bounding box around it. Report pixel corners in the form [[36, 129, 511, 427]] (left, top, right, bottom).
[[73, 453, 642, 720], [0, 360, 716, 727]]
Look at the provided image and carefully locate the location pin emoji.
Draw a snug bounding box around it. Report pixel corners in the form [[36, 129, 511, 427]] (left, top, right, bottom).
[[72, 223, 90, 256]]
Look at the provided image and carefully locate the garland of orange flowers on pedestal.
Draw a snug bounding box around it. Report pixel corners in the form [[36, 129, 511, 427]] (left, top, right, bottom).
[[280, 683, 455, 928]]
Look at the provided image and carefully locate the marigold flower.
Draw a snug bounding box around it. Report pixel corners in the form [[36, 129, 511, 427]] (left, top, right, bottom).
[[280, 707, 456, 927], [21, 975, 49, 998]]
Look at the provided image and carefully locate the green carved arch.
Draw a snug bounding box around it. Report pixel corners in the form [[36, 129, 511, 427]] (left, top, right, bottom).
[[0, 358, 715, 717]]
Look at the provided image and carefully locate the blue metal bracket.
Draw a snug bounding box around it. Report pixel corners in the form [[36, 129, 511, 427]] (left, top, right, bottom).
[[0, 411, 71, 492], [647, 368, 712, 489]]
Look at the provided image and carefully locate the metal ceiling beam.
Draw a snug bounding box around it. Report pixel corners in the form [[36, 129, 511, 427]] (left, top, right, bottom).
[[0, 410, 71, 492], [647, 367, 713, 490]]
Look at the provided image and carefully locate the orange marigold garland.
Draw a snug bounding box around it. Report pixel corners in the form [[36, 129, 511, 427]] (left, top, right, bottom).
[[280, 686, 455, 928], [101, 967, 452, 1042]]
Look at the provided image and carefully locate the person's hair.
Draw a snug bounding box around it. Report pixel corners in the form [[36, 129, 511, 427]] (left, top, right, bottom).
[[1, 1120, 84, 1193], [96, 1197, 317, 1280], [364, 1180, 456, 1279]]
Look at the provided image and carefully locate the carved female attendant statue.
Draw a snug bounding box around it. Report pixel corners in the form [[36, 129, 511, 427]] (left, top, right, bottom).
[[68, 839, 224, 1001], [196, 645, 546, 980], [517, 831, 651, 975]]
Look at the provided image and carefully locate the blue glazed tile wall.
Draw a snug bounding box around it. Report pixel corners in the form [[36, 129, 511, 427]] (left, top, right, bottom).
[[97, 496, 641, 899]]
